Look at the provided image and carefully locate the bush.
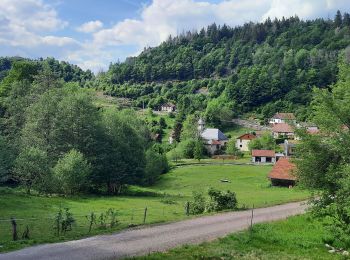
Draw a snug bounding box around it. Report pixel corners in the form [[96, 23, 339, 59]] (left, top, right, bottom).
[[53, 149, 91, 195], [189, 191, 206, 214], [178, 139, 196, 158], [189, 188, 238, 215], [207, 188, 238, 212]]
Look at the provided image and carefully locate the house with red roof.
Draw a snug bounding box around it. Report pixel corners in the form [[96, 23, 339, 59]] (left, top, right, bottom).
[[268, 157, 296, 186], [236, 133, 256, 152], [272, 123, 295, 139], [251, 149, 276, 163]]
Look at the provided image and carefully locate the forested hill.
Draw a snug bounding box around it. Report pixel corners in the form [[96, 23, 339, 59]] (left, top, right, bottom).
[[100, 12, 350, 121], [0, 57, 94, 85]]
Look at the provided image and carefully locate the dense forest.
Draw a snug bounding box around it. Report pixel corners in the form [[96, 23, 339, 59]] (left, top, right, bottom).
[[0, 59, 168, 195], [97, 11, 350, 122]]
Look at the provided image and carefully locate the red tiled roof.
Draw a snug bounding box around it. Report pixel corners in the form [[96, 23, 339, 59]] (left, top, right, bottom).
[[237, 133, 256, 140], [273, 113, 296, 120], [252, 149, 275, 157], [268, 157, 296, 181], [272, 123, 294, 133]]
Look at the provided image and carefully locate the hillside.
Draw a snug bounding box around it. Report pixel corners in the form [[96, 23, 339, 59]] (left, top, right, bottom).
[[99, 12, 350, 120], [0, 57, 94, 86]]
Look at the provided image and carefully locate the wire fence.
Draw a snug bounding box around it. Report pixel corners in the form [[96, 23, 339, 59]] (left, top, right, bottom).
[[0, 205, 191, 246]]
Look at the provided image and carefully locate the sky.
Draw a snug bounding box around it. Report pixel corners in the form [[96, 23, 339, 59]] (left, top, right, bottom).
[[0, 0, 349, 72]]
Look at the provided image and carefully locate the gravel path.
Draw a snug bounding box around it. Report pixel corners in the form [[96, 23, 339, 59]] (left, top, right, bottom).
[[0, 201, 307, 260]]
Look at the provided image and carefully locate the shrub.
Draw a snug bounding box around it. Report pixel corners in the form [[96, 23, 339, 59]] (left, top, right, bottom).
[[207, 188, 238, 211], [54, 207, 75, 236], [189, 191, 206, 215], [14, 147, 50, 194], [53, 149, 91, 195]]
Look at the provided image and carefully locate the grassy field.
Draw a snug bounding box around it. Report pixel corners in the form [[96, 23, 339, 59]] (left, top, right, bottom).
[[0, 164, 309, 252], [135, 214, 339, 260]]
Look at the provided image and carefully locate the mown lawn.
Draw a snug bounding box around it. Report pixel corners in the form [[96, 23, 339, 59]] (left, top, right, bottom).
[[135, 214, 340, 260], [0, 164, 309, 252]]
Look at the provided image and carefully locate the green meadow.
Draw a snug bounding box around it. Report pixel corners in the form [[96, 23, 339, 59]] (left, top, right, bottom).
[[0, 164, 309, 252], [136, 214, 337, 260]]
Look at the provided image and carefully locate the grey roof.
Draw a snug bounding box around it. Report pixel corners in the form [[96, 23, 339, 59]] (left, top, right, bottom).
[[201, 128, 228, 141]]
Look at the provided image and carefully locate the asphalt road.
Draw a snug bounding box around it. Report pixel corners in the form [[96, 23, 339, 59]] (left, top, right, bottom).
[[0, 201, 307, 260]]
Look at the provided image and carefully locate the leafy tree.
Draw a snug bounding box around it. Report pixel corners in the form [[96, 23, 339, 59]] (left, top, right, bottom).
[[94, 109, 146, 194], [0, 60, 39, 96], [159, 117, 167, 129], [181, 114, 199, 140], [248, 133, 275, 151], [226, 138, 243, 157], [178, 139, 196, 159], [193, 140, 204, 161], [0, 135, 14, 183], [205, 96, 234, 126], [14, 147, 50, 194], [53, 149, 92, 195], [295, 55, 350, 248], [143, 148, 169, 185]]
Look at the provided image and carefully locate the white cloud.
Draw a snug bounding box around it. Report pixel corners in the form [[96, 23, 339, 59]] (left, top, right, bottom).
[[77, 20, 103, 33], [0, 0, 74, 48], [1, 0, 350, 72]]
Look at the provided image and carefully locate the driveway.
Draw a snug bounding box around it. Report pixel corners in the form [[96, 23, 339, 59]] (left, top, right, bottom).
[[0, 201, 307, 260]]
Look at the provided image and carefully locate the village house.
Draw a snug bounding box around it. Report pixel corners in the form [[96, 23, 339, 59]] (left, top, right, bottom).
[[251, 149, 276, 163], [268, 157, 296, 186], [198, 118, 228, 155], [272, 123, 295, 139], [160, 103, 176, 113], [269, 113, 296, 125], [236, 133, 256, 152]]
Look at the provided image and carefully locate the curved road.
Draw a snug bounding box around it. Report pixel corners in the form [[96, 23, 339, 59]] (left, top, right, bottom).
[[0, 201, 307, 260]]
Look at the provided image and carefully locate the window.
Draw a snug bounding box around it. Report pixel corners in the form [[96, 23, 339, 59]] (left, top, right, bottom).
[[240, 145, 242, 147]]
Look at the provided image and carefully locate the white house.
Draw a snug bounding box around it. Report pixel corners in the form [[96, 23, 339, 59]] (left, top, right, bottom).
[[198, 118, 228, 155], [160, 103, 176, 112], [236, 133, 256, 152], [269, 113, 296, 125], [251, 149, 276, 163]]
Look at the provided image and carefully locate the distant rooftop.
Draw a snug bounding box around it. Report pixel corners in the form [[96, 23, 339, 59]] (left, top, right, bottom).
[[268, 157, 296, 181], [273, 123, 294, 133], [201, 128, 228, 141], [237, 133, 256, 140], [252, 149, 275, 157]]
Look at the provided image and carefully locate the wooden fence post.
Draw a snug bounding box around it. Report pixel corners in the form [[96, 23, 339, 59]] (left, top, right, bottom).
[[186, 202, 190, 216], [11, 217, 18, 241], [143, 207, 148, 224]]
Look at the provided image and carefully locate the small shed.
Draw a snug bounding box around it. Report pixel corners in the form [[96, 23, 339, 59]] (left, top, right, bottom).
[[251, 150, 276, 163], [268, 157, 296, 186]]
